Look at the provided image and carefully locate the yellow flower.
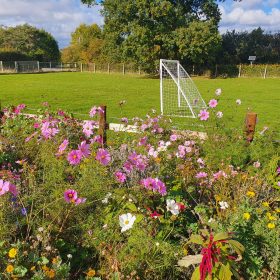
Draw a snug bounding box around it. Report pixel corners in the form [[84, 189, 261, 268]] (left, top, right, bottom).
[[269, 215, 277, 221], [86, 269, 96, 277], [52, 257, 58, 264], [6, 265, 14, 273], [246, 191, 255, 198], [8, 248, 17, 258], [46, 269, 56, 279], [267, 223, 275, 229], [42, 265, 49, 271], [262, 202, 269, 207], [275, 208, 280, 213], [243, 212, 251, 220], [30, 266, 36, 271]]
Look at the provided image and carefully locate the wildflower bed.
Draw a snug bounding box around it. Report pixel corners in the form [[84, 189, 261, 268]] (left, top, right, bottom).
[[0, 95, 279, 280]]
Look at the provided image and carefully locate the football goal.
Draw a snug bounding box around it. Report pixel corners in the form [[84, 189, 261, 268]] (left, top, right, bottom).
[[160, 59, 206, 118]]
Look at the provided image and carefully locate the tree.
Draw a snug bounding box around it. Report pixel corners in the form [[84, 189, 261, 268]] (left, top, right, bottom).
[[0, 24, 60, 61], [80, 0, 233, 72], [61, 23, 104, 63]]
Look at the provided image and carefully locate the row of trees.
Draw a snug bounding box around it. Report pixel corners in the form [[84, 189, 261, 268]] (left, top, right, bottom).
[[0, 24, 60, 61]]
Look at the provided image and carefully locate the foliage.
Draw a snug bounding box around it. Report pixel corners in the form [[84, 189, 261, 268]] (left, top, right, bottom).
[[0, 24, 60, 61], [0, 91, 279, 279], [61, 24, 105, 63]]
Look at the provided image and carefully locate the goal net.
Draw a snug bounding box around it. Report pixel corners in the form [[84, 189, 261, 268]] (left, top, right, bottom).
[[160, 59, 206, 118]]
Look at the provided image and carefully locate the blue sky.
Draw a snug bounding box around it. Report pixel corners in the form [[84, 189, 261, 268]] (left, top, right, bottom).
[[0, 0, 280, 48]]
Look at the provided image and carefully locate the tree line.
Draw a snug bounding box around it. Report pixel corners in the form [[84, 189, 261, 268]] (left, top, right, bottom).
[[0, 24, 60, 61]]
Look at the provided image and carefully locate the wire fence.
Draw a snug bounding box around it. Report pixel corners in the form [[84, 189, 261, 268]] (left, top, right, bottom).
[[1, 61, 280, 78]]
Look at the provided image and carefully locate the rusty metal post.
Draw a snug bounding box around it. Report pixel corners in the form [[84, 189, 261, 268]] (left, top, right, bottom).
[[245, 112, 257, 142], [98, 105, 108, 147]]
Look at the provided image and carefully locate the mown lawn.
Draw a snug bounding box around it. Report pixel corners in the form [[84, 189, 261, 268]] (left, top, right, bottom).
[[0, 72, 279, 130]]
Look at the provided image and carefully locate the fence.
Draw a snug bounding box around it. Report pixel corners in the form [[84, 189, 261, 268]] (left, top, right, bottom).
[[1, 61, 280, 78]]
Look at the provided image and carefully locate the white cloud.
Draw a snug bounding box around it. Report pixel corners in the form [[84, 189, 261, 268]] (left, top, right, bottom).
[[0, 0, 103, 48], [219, 0, 280, 33]]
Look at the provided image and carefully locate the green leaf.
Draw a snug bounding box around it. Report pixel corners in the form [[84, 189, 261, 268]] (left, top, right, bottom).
[[125, 203, 137, 212], [213, 232, 229, 242], [227, 240, 245, 255], [135, 214, 144, 223], [188, 234, 204, 245], [178, 254, 203, 267], [191, 266, 200, 280], [219, 263, 233, 280]]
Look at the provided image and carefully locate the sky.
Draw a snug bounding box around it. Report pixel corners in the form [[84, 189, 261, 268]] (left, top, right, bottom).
[[0, 0, 280, 49]]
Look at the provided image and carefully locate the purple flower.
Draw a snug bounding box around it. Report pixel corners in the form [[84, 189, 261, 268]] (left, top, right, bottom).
[[170, 134, 178, 142], [78, 141, 91, 158], [198, 110, 209, 121], [67, 150, 82, 165], [82, 121, 95, 138], [0, 179, 10, 196], [141, 178, 167, 196], [121, 117, 128, 124], [115, 171, 127, 183], [96, 149, 111, 166], [21, 208, 27, 216], [41, 121, 59, 139], [123, 161, 133, 173], [56, 139, 69, 156], [196, 172, 208, 179], [208, 99, 218, 108], [64, 189, 78, 203], [138, 136, 147, 146]]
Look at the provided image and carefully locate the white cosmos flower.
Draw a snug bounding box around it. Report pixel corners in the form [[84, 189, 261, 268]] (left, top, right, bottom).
[[236, 99, 241, 105], [119, 213, 136, 232], [219, 201, 229, 210], [166, 199, 180, 215], [216, 111, 223, 118]]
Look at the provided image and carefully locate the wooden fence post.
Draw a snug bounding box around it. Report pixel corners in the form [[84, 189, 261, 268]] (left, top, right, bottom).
[[245, 112, 257, 142], [0, 61, 3, 72], [98, 105, 108, 146], [123, 63, 125, 75], [238, 64, 242, 78]]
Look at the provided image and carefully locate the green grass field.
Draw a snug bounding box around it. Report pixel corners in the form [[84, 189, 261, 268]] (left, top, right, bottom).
[[0, 72, 279, 130]]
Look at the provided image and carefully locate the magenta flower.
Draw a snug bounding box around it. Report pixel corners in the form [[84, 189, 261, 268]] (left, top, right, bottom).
[[74, 197, 86, 205], [41, 121, 59, 139], [276, 167, 280, 174], [141, 178, 167, 196], [138, 136, 147, 146], [82, 121, 95, 138], [196, 172, 208, 179], [208, 99, 218, 108], [0, 179, 10, 196], [67, 150, 82, 165], [64, 189, 78, 203], [170, 134, 178, 142], [78, 141, 91, 158], [8, 183, 18, 196], [198, 110, 209, 121], [89, 106, 104, 117], [123, 161, 133, 173], [96, 148, 111, 165], [115, 171, 127, 183], [14, 104, 26, 115], [56, 139, 69, 156]]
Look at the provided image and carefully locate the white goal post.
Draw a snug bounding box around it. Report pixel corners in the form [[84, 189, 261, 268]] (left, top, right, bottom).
[[160, 59, 206, 118]]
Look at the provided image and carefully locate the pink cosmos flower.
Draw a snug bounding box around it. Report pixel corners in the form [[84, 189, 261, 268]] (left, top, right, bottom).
[[196, 172, 208, 179], [96, 148, 111, 165], [141, 178, 167, 196], [41, 121, 59, 139], [115, 171, 127, 183], [67, 150, 82, 165], [138, 136, 147, 146], [14, 104, 26, 115], [0, 179, 10, 196], [91, 135, 103, 144], [123, 161, 133, 173], [56, 139, 69, 156], [78, 141, 91, 158], [64, 189, 77, 203], [121, 117, 128, 124], [82, 121, 95, 138], [74, 197, 86, 205], [253, 161, 261, 168], [213, 170, 227, 180], [89, 106, 104, 117], [208, 99, 218, 108], [198, 110, 209, 121], [276, 167, 280, 174], [34, 122, 40, 128], [170, 134, 178, 142]]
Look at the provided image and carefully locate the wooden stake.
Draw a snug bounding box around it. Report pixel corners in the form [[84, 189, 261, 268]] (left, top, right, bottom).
[[245, 112, 257, 142], [98, 105, 108, 146]]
